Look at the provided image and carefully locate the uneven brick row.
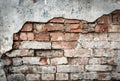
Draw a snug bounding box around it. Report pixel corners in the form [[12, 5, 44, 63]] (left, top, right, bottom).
[[2, 10, 120, 81]]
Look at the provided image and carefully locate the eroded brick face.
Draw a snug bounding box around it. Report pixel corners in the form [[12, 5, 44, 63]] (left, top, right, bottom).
[[1, 10, 120, 81]]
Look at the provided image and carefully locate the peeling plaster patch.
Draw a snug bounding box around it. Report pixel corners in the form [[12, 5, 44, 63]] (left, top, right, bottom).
[[0, 0, 120, 54]]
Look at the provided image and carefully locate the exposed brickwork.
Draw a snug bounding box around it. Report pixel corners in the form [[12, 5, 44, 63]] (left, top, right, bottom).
[[1, 10, 120, 81]]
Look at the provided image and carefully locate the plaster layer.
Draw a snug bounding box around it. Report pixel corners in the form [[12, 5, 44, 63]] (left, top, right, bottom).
[[0, 0, 120, 54]]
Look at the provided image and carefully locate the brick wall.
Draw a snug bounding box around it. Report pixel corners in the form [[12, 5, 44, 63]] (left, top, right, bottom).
[[1, 10, 120, 81]]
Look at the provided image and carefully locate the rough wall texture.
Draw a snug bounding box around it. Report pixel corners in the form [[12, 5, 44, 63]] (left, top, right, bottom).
[[0, 10, 120, 81], [0, 0, 120, 55]]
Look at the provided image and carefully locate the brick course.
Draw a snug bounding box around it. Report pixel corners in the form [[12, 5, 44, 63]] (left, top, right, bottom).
[[2, 10, 120, 81]]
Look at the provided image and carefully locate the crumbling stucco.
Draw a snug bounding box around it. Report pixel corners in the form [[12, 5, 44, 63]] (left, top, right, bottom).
[[0, 0, 120, 54]]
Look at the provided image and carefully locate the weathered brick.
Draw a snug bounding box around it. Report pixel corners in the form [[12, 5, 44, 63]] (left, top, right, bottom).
[[112, 73, 120, 80], [111, 41, 120, 49], [65, 24, 82, 32], [107, 58, 116, 65], [19, 41, 51, 49], [78, 33, 93, 41], [51, 57, 68, 65], [42, 74, 54, 80], [52, 41, 77, 49], [13, 42, 20, 49], [20, 32, 27, 40], [108, 33, 120, 41], [108, 25, 120, 32], [56, 73, 68, 80], [1, 56, 12, 66], [64, 49, 91, 57], [26, 74, 40, 80], [85, 65, 112, 71], [70, 58, 88, 64], [93, 33, 107, 41], [94, 41, 110, 48], [21, 23, 32, 31], [114, 50, 120, 65], [83, 72, 98, 79], [65, 19, 80, 23], [27, 32, 34, 40], [49, 17, 65, 23], [12, 57, 22, 66], [7, 74, 26, 81], [10, 65, 30, 73], [50, 32, 79, 41], [43, 23, 64, 32], [81, 41, 110, 48], [89, 58, 107, 64], [0, 69, 7, 81], [34, 23, 45, 33], [111, 10, 120, 24], [95, 24, 111, 32], [65, 33, 79, 41], [35, 33, 49, 41], [22, 57, 49, 65], [97, 15, 111, 24], [36, 50, 63, 57], [6, 50, 34, 57], [70, 73, 83, 80], [50, 32, 64, 41], [116, 65, 120, 72], [41, 66, 56, 73], [98, 73, 111, 80], [13, 33, 19, 40], [93, 49, 115, 57], [57, 65, 84, 73]]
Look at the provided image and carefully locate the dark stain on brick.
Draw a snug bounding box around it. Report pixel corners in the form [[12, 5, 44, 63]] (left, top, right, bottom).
[[39, 57, 47, 64]]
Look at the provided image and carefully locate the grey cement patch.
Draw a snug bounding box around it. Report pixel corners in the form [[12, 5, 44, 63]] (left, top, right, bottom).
[[0, 0, 120, 54]]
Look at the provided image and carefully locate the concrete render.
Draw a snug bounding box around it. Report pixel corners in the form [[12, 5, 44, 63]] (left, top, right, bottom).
[[0, 0, 120, 54]]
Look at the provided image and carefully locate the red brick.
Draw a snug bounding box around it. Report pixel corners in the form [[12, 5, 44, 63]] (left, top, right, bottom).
[[65, 19, 80, 23], [20, 32, 27, 40], [35, 33, 49, 41], [111, 10, 120, 24], [97, 15, 111, 24], [21, 23, 33, 31], [65, 33, 79, 41], [50, 33, 79, 41], [52, 41, 77, 49], [34, 24, 45, 33], [13, 42, 20, 49], [49, 17, 65, 23], [50, 32, 64, 41], [27, 32, 34, 40], [65, 24, 82, 32], [43, 23, 64, 32], [39, 57, 50, 65], [95, 24, 111, 32], [13, 33, 19, 40]]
